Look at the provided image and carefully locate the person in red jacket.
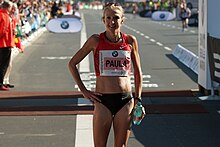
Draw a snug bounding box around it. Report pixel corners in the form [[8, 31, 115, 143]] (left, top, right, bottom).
[[3, 2, 23, 88], [0, 1, 14, 91], [66, 2, 72, 12]]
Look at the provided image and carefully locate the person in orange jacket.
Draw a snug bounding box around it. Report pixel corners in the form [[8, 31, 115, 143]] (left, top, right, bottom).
[[0, 1, 15, 91], [3, 2, 24, 88]]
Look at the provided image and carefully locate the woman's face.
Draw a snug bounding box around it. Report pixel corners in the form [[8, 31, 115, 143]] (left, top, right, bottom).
[[103, 8, 124, 33]]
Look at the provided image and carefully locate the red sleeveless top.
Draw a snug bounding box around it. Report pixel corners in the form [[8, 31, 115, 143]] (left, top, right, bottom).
[[94, 32, 132, 76]]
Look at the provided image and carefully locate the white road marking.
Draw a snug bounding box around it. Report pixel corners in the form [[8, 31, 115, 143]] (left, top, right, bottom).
[[151, 20, 197, 34], [0, 132, 5, 135], [75, 13, 94, 147], [124, 24, 172, 51], [41, 56, 72, 60], [156, 42, 163, 46], [144, 36, 150, 39], [79, 14, 90, 73], [75, 115, 94, 147], [143, 75, 151, 78], [150, 38, 156, 42], [140, 33, 144, 36], [75, 72, 154, 90], [142, 83, 159, 87], [0, 133, 56, 137], [164, 46, 172, 51], [24, 133, 56, 137]]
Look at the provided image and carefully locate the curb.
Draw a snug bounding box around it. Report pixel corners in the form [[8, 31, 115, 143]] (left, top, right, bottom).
[[0, 90, 199, 99]]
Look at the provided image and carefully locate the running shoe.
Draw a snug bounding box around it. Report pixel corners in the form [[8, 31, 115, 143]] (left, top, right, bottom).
[[4, 84, 15, 88]]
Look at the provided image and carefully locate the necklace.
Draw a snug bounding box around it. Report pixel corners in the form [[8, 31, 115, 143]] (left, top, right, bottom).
[[104, 32, 122, 43]]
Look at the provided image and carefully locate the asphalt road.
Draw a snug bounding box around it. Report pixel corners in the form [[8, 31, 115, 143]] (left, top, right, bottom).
[[9, 10, 198, 92]]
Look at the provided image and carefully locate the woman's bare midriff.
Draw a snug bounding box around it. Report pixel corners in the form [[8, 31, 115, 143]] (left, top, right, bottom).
[[95, 76, 132, 93]]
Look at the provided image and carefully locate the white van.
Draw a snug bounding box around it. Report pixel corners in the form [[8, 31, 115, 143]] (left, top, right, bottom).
[[187, 0, 198, 9]]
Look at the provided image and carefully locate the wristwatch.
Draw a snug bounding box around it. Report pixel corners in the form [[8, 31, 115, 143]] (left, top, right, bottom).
[[134, 97, 142, 103]]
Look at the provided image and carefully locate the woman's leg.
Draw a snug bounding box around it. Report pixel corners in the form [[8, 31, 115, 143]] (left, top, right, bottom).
[[182, 20, 185, 29], [93, 102, 113, 147], [181, 19, 187, 31], [113, 99, 134, 147], [184, 20, 186, 28], [186, 18, 189, 27]]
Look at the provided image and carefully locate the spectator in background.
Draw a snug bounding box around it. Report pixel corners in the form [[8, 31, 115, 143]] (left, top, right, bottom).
[[132, 3, 138, 18], [0, 1, 14, 91], [11, 2, 23, 52], [179, 0, 191, 32], [66, 1, 72, 12], [0, 0, 53, 90], [50, 1, 58, 19], [0, 0, 5, 7], [57, 7, 63, 18]]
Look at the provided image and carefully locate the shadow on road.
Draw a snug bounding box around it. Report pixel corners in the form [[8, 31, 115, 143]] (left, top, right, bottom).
[[166, 54, 198, 83]]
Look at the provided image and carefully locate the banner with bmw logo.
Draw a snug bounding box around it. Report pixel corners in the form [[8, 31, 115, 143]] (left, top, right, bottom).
[[46, 17, 82, 33], [152, 11, 175, 21], [99, 50, 131, 76]]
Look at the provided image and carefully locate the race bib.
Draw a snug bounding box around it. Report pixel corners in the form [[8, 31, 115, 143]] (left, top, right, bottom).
[[99, 50, 131, 76]]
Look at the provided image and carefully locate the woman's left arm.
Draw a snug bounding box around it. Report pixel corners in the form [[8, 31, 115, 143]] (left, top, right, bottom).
[[129, 34, 146, 119], [128, 34, 143, 100]]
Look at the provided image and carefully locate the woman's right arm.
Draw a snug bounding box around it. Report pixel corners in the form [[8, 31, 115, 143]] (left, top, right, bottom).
[[68, 34, 101, 102]]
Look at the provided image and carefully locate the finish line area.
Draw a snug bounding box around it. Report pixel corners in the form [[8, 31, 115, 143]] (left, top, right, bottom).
[[1, 90, 220, 147], [0, 90, 207, 116]]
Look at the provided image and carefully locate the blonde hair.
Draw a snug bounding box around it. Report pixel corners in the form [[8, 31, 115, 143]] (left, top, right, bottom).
[[102, 3, 124, 20]]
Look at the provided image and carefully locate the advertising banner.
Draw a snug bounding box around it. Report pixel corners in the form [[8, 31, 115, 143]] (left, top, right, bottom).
[[207, 0, 220, 84], [151, 11, 175, 21], [46, 17, 82, 33], [207, 35, 220, 83], [198, 0, 211, 89], [199, 0, 220, 90]]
